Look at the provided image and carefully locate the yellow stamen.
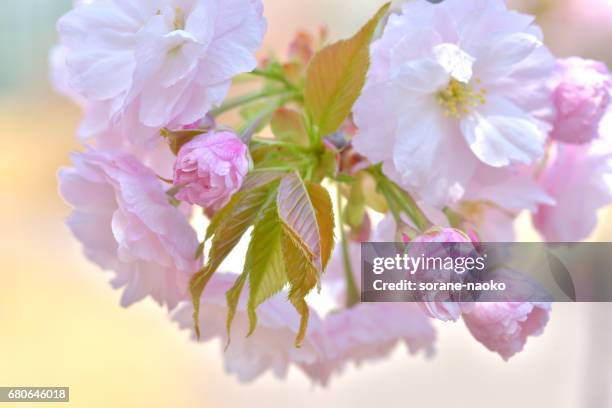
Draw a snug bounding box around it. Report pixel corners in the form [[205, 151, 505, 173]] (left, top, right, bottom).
[[174, 7, 185, 30], [437, 79, 487, 119], [459, 200, 514, 226]]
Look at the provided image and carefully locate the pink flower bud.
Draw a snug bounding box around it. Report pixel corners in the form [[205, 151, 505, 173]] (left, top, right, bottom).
[[463, 301, 550, 361], [550, 58, 611, 144], [412, 227, 471, 244], [287, 31, 315, 65], [410, 227, 474, 322], [173, 130, 249, 210]]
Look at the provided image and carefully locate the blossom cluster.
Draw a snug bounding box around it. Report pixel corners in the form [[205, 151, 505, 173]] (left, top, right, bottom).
[[53, 0, 612, 385]]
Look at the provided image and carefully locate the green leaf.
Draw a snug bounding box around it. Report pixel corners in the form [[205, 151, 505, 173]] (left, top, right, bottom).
[[305, 182, 335, 270], [249, 143, 285, 166], [205, 171, 283, 241], [241, 170, 286, 191], [281, 232, 317, 347], [204, 198, 236, 242], [245, 200, 287, 335], [304, 3, 390, 136], [225, 272, 248, 347], [270, 108, 309, 147], [276, 173, 335, 346], [190, 176, 279, 339], [277, 173, 323, 271], [249, 141, 308, 173]]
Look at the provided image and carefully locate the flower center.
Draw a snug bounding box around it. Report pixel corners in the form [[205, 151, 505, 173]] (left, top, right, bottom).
[[173, 7, 185, 30], [459, 201, 488, 224], [437, 79, 487, 118]]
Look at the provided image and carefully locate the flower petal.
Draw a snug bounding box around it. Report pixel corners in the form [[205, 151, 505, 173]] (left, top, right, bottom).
[[392, 103, 477, 206], [473, 33, 541, 80], [461, 96, 545, 167]]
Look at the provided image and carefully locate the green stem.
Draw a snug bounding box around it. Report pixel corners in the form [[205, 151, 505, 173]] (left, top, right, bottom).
[[238, 93, 293, 138], [377, 181, 402, 225], [250, 68, 299, 91], [336, 184, 360, 308], [211, 88, 294, 117], [388, 182, 432, 231], [251, 138, 309, 151], [368, 166, 432, 232], [443, 207, 463, 229], [309, 119, 321, 147]]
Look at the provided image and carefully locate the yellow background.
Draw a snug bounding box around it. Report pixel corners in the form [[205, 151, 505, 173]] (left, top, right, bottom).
[[1, 1, 611, 407]]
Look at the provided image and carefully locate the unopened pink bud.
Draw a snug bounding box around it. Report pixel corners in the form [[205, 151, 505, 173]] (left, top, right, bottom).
[[550, 58, 611, 144], [173, 130, 249, 210]]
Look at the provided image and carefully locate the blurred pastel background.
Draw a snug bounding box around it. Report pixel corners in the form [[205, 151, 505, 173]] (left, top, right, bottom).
[[1, 0, 612, 407]]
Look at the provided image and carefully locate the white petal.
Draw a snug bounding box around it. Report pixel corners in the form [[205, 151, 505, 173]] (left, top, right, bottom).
[[156, 32, 202, 87], [185, 0, 217, 44], [391, 101, 477, 206], [55, 0, 266, 146], [464, 164, 555, 212], [485, 46, 558, 130], [394, 59, 450, 94], [433, 43, 475, 83], [461, 96, 545, 167], [473, 32, 541, 80], [195, 0, 266, 86], [77, 101, 114, 140], [173, 81, 231, 124], [352, 82, 399, 163], [138, 71, 195, 127]]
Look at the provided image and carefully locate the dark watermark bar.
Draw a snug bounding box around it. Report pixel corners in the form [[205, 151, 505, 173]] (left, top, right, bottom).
[[361, 242, 612, 303], [0, 387, 69, 403]]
